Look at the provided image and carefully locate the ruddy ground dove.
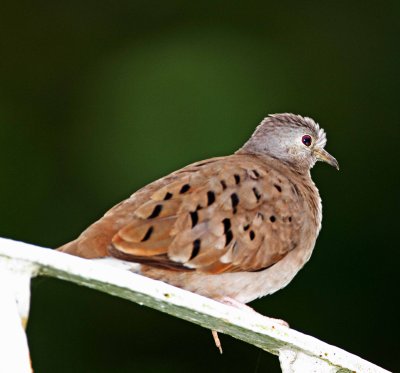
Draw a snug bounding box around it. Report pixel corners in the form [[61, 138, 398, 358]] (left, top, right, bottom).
[[58, 113, 338, 351]]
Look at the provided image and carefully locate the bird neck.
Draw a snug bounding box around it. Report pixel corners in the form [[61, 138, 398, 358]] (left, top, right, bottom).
[[235, 148, 311, 176]]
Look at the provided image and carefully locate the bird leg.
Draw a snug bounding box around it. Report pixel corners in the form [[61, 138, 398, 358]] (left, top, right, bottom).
[[211, 330, 223, 354], [210, 297, 290, 353]]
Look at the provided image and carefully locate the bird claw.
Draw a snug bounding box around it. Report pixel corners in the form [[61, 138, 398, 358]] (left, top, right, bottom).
[[209, 298, 289, 354], [218, 296, 290, 327]]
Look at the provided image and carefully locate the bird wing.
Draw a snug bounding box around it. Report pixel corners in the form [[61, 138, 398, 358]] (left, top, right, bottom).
[[109, 155, 305, 274]]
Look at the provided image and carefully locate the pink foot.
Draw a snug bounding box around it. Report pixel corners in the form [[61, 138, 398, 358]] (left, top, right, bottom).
[[218, 296, 290, 327], [209, 297, 290, 353]]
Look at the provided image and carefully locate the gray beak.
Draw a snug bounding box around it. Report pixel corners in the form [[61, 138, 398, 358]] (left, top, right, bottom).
[[314, 148, 339, 170]]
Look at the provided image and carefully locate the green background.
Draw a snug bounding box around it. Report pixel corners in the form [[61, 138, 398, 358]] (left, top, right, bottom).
[[1, 1, 398, 372]]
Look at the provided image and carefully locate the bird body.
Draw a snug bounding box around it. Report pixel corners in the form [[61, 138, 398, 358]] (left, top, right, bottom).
[[58, 113, 338, 305]]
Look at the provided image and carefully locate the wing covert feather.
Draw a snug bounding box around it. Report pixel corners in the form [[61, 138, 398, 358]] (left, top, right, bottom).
[[111, 156, 304, 274]]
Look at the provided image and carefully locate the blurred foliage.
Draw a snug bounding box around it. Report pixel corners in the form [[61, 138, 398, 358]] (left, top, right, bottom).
[[0, 1, 399, 372]]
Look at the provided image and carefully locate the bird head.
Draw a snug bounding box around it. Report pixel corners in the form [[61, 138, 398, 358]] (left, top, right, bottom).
[[239, 113, 339, 173]]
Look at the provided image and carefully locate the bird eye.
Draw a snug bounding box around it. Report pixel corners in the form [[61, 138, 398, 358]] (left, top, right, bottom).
[[302, 135, 312, 147]]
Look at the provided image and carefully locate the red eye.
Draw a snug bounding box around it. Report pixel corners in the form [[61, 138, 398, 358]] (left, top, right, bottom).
[[302, 135, 312, 147]]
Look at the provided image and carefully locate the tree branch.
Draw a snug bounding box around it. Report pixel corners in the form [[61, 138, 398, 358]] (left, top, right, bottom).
[[0, 237, 390, 373]]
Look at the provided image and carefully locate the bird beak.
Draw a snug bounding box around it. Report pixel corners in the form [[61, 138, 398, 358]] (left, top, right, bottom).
[[314, 148, 339, 170]]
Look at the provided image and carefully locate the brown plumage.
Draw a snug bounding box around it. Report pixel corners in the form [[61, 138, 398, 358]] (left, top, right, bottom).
[[58, 113, 338, 305]]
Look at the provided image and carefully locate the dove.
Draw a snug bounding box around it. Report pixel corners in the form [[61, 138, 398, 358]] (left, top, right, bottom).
[[58, 113, 338, 352]]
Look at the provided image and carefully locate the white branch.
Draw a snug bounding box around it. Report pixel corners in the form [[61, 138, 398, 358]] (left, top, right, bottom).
[[0, 262, 33, 373], [0, 237, 391, 373]]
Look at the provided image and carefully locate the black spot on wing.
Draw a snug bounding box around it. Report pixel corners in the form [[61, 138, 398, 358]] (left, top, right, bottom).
[[190, 211, 199, 228], [148, 204, 163, 219], [249, 230, 255, 240], [252, 187, 261, 201], [180, 184, 191, 194], [164, 192, 173, 200], [207, 191, 216, 206], [225, 230, 233, 247], [190, 239, 201, 260], [230, 193, 239, 214], [222, 218, 231, 233], [141, 226, 153, 242]]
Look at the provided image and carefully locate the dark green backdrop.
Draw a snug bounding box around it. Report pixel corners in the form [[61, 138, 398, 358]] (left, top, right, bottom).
[[1, 1, 398, 372]]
